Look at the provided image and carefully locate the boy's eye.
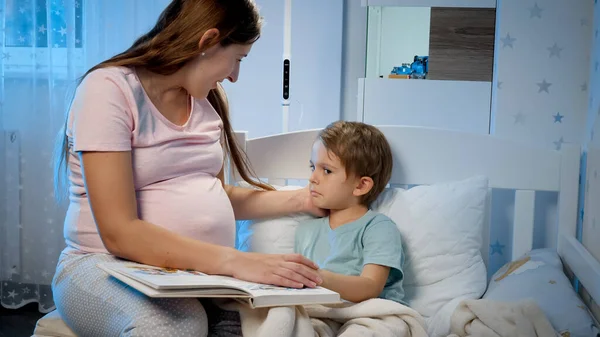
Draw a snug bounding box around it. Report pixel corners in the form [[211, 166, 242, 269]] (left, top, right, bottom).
[[324, 169, 332, 174], [309, 164, 315, 171]]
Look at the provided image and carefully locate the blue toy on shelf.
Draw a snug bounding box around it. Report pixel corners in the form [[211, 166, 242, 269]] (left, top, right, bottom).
[[390, 55, 429, 79], [391, 63, 413, 76], [410, 55, 428, 79]]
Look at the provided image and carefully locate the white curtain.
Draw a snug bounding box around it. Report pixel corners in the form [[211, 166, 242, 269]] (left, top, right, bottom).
[[0, 0, 170, 313]]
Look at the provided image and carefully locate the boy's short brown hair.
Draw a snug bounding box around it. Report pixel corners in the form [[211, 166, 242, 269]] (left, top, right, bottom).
[[318, 121, 393, 206]]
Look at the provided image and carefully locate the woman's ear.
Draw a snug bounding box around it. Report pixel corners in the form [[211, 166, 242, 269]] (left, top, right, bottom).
[[353, 176, 374, 198], [198, 28, 220, 52]]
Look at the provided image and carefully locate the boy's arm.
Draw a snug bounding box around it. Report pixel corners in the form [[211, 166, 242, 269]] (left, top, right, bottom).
[[318, 264, 390, 303]]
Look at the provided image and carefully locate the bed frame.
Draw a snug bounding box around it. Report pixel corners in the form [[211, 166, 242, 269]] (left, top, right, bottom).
[[231, 125, 600, 323]]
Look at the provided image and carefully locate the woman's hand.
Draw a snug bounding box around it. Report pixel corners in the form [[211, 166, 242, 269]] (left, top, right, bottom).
[[226, 251, 323, 288], [298, 186, 328, 217]]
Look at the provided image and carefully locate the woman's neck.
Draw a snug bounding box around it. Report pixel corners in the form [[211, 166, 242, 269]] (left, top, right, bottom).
[[136, 67, 190, 125], [136, 67, 187, 105]]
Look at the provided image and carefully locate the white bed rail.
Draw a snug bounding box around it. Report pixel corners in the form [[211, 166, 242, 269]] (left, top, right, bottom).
[[559, 236, 600, 306], [242, 126, 568, 191]]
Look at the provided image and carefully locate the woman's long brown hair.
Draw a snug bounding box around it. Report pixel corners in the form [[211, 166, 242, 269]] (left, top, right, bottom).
[[54, 0, 272, 201]]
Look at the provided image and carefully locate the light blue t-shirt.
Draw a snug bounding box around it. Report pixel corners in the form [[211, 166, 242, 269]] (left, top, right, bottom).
[[294, 210, 405, 304]]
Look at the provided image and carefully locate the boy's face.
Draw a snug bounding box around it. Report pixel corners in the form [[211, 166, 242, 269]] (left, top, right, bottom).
[[309, 140, 361, 210]]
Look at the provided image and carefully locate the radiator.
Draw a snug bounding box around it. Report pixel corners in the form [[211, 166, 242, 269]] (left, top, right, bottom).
[[2, 130, 21, 280]]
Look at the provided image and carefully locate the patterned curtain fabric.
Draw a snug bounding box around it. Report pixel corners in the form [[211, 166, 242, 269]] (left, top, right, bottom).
[[0, 0, 170, 313]]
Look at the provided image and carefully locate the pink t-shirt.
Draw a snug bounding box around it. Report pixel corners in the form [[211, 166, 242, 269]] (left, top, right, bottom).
[[63, 66, 235, 253]]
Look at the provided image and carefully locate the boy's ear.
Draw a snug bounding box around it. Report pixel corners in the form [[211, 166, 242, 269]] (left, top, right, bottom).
[[353, 176, 374, 197]]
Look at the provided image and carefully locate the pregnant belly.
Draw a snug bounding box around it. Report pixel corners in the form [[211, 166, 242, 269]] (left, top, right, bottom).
[[136, 174, 236, 247]]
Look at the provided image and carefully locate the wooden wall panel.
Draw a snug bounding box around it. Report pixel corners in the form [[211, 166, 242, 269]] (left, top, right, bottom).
[[427, 7, 496, 82]]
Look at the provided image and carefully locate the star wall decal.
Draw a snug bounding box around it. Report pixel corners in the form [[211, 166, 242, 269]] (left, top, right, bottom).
[[490, 240, 505, 256], [513, 112, 525, 125], [553, 137, 565, 150], [537, 79, 552, 93], [547, 43, 563, 58], [501, 33, 516, 48], [529, 3, 543, 18], [553, 112, 564, 123]]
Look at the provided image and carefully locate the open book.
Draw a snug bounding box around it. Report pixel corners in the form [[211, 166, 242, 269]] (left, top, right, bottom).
[[97, 262, 341, 308]]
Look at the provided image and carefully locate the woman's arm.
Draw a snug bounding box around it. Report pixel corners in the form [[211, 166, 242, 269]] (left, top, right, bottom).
[[217, 166, 325, 220], [81, 151, 321, 288], [223, 184, 309, 220]]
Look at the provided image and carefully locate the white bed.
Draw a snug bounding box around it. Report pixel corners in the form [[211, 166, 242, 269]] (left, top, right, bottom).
[[231, 125, 600, 336], [34, 125, 600, 337]]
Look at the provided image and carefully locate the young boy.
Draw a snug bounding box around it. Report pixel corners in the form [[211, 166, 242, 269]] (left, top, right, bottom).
[[294, 121, 405, 304]]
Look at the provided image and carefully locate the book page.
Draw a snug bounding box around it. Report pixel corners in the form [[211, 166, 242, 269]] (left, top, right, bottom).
[[101, 263, 240, 290]]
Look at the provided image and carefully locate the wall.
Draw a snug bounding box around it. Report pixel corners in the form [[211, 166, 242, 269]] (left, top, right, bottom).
[[84, 0, 171, 68], [583, 0, 600, 266], [340, 0, 367, 122], [492, 0, 593, 149], [581, 0, 600, 319], [224, 0, 344, 138]]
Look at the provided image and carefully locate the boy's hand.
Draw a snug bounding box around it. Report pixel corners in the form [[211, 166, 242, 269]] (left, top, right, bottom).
[[299, 186, 328, 217], [317, 269, 332, 287], [316, 265, 390, 303]]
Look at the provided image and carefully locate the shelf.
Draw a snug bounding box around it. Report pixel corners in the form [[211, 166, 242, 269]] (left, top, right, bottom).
[[366, 6, 496, 82], [361, 0, 496, 8], [357, 78, 491, 134]]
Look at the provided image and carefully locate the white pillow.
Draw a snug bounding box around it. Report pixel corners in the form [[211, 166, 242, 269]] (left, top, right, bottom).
[[483, 248, 599, 337], [370, 175, 489, 337], [236, 184, 315, 254]]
